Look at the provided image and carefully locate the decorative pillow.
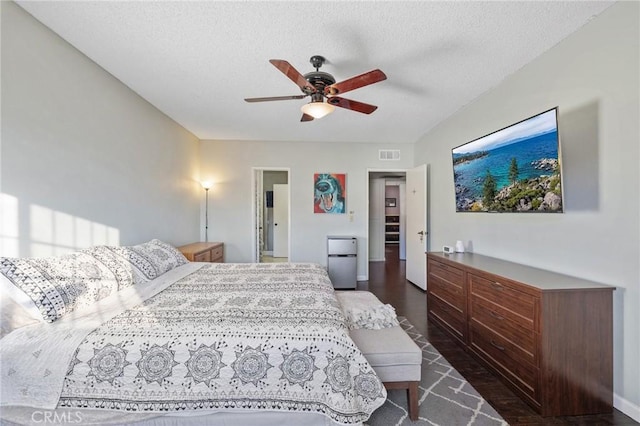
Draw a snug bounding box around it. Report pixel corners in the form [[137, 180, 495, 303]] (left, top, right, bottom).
[[0, 251, 133, 323], [0, 240, 187, 323], [127, 239, 188, 276], [87, 245, 156, 285]]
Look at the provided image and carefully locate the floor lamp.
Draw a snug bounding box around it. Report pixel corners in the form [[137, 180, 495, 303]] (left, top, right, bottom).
[[201, 181, 212, 242]]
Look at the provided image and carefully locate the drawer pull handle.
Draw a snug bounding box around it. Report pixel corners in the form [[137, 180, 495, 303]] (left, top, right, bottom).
[[490, 340, 505, 351], [491, 282, 504, 291], [489, 310, 504, 321]]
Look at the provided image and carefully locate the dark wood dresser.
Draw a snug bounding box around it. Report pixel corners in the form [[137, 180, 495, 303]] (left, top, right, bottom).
[[426, 251, 614, 417]]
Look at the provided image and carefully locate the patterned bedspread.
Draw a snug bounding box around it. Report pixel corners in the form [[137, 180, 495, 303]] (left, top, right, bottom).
[[56, 263, 386, 424]]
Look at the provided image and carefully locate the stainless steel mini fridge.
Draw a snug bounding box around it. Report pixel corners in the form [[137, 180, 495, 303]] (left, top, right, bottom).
[[327, 236, 357, 289]]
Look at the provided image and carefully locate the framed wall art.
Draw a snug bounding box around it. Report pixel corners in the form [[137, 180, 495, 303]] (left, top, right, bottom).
[[314, 173, 346, 214]]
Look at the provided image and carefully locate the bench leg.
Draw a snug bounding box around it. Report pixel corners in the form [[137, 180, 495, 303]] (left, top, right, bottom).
[[383, 381, 420, 421], [407, 381, 419, 421]]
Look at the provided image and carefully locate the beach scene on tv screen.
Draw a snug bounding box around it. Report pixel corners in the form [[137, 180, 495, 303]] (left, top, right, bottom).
[[453, 109, 563, 213]]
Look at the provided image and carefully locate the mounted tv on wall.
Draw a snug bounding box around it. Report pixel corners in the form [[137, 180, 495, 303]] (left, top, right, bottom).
[[452, 107, 563, 213]]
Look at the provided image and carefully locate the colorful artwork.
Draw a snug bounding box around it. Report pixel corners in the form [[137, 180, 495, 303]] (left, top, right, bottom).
[[314, 173, 346, 214]]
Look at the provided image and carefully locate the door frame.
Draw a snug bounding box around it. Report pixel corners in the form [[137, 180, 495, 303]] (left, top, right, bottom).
[[251, 167, 290, 263], [365, 168, 408, 280]]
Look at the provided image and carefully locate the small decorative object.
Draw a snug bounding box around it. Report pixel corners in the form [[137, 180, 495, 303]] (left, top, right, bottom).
[[443, 246, 455, 254], [455, 240, 465, 253], [385, 198, 396, 207], [314, 173, 346, 214]]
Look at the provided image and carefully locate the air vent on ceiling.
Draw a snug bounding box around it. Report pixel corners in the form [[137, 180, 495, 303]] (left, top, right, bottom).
[[379, 150, 400, 161]]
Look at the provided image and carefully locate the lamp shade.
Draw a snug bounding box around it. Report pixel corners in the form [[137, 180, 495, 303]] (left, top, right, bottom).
[[201, 181, 213, 190], [301, 101, 335, 119]]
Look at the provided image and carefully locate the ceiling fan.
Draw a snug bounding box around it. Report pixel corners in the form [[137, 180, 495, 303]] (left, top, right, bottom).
[[244, 55, 387, 122]]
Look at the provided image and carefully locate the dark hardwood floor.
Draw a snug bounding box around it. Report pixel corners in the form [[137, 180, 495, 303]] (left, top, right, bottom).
[[357, 244, 637, 426]]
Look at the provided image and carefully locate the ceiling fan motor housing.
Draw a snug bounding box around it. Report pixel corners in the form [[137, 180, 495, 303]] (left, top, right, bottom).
[[303, 71, 336, 94]]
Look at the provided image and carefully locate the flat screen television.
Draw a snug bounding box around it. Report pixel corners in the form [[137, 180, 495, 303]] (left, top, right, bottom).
[[452, 107, 563, 213]]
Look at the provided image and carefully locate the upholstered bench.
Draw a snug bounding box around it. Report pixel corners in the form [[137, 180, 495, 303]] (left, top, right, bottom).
[[350, 326, 422, 420], [335, 291, 422, 421]]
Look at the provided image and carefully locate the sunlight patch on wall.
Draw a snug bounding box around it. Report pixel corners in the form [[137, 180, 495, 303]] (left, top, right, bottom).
[[29, 204, 120, 257], [0, 194, 122, 257], [0, 193, 20, 257]]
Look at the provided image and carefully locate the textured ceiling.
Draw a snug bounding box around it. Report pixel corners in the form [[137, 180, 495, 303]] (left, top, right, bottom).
[[17, 1, 614, 144]]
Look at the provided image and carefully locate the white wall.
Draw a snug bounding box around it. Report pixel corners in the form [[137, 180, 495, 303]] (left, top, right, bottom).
[[199, 139, 413, 279], [1, 2, 201, 256], [414, 2, 639, 418]]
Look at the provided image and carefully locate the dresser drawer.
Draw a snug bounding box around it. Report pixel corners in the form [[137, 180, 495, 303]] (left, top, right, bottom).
[[194, 251, 211, 262], [211, 245, 224, 262], [470, 321, 538, 400], [429, 275, 464, 311], [428, 293, 465, 342], [428, 259, 464, 287], [469, 273, 537, 328], [470, 297, 536, 357]]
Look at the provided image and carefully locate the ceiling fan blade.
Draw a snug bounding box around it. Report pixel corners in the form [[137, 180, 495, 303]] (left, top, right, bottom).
[[244, 95, 307, 103], [301, 113, 314, 122], [328, 96, 378, 114], [325, 69, 387, 96], [269, 59, 317, 93]]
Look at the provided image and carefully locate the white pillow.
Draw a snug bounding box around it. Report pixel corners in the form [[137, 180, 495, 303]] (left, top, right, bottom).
[[0, 273, 43, 322], [0, 288, 41, 338]]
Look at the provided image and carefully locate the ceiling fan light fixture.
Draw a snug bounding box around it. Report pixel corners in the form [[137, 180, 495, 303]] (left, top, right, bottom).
[[301, 101, 335, 119]]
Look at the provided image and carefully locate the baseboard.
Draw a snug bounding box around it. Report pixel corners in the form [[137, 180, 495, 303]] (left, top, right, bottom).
[[357, 275, 367, 281], [614, 393, 640, 422], [369, 258, 385, 262]]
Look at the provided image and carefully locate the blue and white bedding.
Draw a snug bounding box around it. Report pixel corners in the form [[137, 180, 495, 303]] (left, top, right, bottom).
[[1, 259, 386, 425]]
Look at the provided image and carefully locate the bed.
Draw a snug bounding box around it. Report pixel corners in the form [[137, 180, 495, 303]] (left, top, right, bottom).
[[0, 240, 386, 425]]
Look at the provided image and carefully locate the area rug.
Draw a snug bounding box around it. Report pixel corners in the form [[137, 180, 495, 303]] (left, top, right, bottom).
[[367, 317, 508, 426]]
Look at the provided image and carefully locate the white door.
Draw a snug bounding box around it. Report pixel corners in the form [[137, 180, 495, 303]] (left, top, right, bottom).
[[405, 164, 427, 290], [272, 184, 289, 258]]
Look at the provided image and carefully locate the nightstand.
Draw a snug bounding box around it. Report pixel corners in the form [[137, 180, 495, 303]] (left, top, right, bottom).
[[177, 242, 224, 263]]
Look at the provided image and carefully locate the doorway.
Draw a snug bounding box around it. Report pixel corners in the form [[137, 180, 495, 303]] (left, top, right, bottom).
[[253, 168, 290, 263], [368, 171, 407, 264], [367, 165, 428, 289]]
